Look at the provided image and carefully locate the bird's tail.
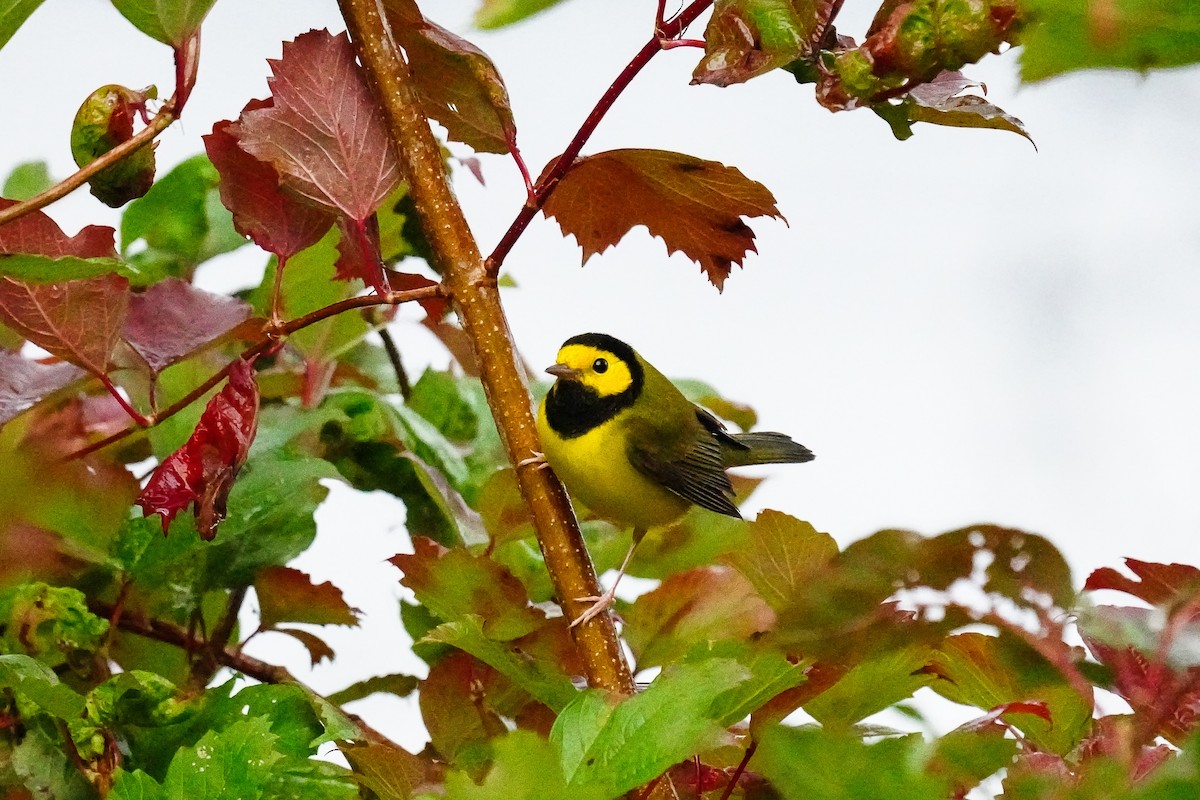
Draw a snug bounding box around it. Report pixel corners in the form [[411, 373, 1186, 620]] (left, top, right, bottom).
[[723, 432, 815, 467]]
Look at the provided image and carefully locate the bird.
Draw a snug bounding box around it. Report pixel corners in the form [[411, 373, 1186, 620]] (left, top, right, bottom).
[[533, 332, 814, 627]]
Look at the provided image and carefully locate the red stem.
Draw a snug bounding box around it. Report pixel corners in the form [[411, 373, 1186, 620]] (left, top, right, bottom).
[[660, 38, 706, 50], [98, 374, 150, 427], [484, 0, 713, 274], [718, 743, 756, 800], [173, 31, 202, 116]]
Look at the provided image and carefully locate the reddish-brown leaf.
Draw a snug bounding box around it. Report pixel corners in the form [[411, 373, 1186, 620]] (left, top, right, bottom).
[[419, 650, 505, 771], [136, 359, 260, 540], [0, 275, 130, 376], [1085, 559, 1200, 608], [340, 741, 428, 800], [254, 565, 360, 629], [388, 269, 448, 320], [274, 627, 336, 666], [237, 30, 400, 222], [122, 278, 252, 375], [902, 72, 1034, 146], [0, 351, 83, 424], [693, 0, 842, 87], [203, 116, 334, 258], [333, 216, 390, 294], [383, 0, 518, 154], [540, 149, 783, 290], [953, 700, 1054, 733], [0, 199, 117, 258], [389, 537, 544, 641]]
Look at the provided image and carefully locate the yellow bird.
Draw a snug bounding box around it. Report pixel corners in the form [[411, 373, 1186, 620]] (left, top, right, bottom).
[[535, 332, 814, 626]]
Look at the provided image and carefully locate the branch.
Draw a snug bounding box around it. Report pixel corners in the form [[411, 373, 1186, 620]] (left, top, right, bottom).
[[484, 0, 714, 274], [191, 585, 248, 689], [66, 284, 444, 460], [377, 324, 412, 399]]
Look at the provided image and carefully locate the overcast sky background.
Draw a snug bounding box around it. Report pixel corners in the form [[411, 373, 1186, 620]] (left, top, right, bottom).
[[3, 0, 1199, 755]]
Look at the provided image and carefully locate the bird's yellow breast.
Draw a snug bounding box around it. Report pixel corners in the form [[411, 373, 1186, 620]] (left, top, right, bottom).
[[537, 401, 689, 531]]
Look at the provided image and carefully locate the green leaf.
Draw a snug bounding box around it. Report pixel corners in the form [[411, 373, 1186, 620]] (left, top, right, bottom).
[[207, 683, 328, 756], [162, 716, 283, 800], [2, 160, 52, 200], [109, 0, 217, 46], [111, 769, 168, 800], [804, 645, 935, 726], [7, 722, 94, 799], [473, 0, 568, 29], [408, 368, 479, 443], [723, 510, 838, 612], [306, 691, 365, 746], [550, 658, 751, 796], [687, 642, 809, 726], [753, 725, 949, 800], [0, 253, 148, 284], [0, 653, 86, 719], [327, 673, 420, 706], [1020, 0, 1200, 81], [694, 0, 832, 87], [445, 729, 608, 800], [0, 0, 46, 52], [0, 583, 109, 671], [121, 154, 245, 276], [425, 616, 578, 711]]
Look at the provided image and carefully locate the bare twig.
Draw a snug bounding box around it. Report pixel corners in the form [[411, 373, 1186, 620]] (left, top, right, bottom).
[[377, 325, 412, 399]]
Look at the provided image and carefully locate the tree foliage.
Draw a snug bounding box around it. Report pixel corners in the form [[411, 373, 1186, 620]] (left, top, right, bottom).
[[1, 1, 1198, 799]]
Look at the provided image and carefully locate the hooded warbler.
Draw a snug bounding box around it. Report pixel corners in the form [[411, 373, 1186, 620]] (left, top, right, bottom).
[[535, 332, 814, 626]]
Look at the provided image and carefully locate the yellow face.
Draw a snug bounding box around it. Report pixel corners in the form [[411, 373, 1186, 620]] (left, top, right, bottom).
[[553, 343, 635, 398]]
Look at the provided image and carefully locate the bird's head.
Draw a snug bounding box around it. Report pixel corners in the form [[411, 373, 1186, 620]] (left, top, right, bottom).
[[545, 332, 642, 400]]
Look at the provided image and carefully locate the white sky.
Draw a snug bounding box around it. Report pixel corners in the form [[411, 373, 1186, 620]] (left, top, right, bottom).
[[3, 0, 1199, 755]]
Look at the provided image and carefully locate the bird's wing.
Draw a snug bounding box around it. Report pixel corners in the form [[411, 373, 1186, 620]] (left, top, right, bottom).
[[627, 411, 741, 519]]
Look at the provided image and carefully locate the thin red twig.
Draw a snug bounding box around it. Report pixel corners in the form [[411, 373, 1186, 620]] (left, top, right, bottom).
[[718, 743, 756, 800]]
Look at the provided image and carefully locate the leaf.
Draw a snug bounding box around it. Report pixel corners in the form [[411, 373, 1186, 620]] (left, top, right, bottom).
[[161, 716, 283, 799], [1019, 0, 1200, 81], [622, 567, 775, 670], [109, 0, 217, 47], [0, 198, 117, 259], [111, 769, 167, 800], [861, 0, 1019, 83], [0, 0, 47, 52], [3, 160, 52, 200], [384, 0, 518, 154], [445, 729, 607, 800], [254, 565, 360, 628], [326, 673, 419, 706], [550, 658, 749, 796], [340, 741, 427, 800], [120, 155, 245, 275], [1085, 558, 1200, 608], [136, 358, 260, 540], [803, 644, 935, 726], [0, 351, 82, 424], [693, 0, 840, 87], [203, 116, 335, 259], [122, 278, 251, 375], [274, 627, 336, 666], [473, 0, 568, 29], [390, 537, 545, 641], [425, 616, 579, 712], [237, 30, 400, 222], [540, 148, 782, 290], [0, 254, 139, 283], [0, 653, 86, 719], [722, 510, 838, 612], [877, 71, 1035, 146], [753, 725, 950, 800], [419, 650, 505, 774], [70, 84, 157, 207], [0, 274, 129, 376]]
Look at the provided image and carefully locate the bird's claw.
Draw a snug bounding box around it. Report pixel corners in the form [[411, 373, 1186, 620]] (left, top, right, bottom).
[[517, 450, 549, 469], [569, 590, 616, 628]]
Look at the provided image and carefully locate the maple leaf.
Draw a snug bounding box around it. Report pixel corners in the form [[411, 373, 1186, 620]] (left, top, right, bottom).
[[383, 0, 518, 154], [0, 199, 117, 259], [254, 565, 360, 629], [203, 115, 334, 259], [1085, 559, 1200, 609], [237, 30, 400, 223], [122, 277, 252, 376], [0, 275, 130, 377], [0, 351, 83, 424], [136, 359, 260, 540], [540, 149, 783, 290]]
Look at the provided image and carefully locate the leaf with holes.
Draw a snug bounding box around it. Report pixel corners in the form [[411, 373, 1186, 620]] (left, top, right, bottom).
[[0, 274, 129, 376], [1085, 559, 1200, 608], [122, 277, 251, 376], [254, 565, 360, 629], [540, 149, 782, 290], [237, 29, 400, 222], [136, 359, 260, 540], [0, 351, 82, 424], [384, 0, 517, 154]]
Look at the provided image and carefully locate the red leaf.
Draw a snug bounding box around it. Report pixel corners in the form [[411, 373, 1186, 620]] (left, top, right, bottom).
[[237, 30, 400, 222], [136, 359, 260, 540], [254, 565, 360, 628], [333, 215, 390, 294], [383, 0, 518, 154], [274, 627, 335, 666], [0, 275, 130, 376], [0, 351, 83, 424], [954, 700, 1054, 733], [1085, 559, 1200, 608], [0, 199, 117, 258], [693, 0, 841, 87], [388, 270, 448, 320], [122, 278, 251, 375], [203, 117, 335, 258], [540, 149, 783, 290]]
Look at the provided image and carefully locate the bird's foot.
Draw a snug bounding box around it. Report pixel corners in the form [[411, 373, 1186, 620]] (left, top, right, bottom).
[[569, 588, 617, 628], [517, 450, 549, 470]]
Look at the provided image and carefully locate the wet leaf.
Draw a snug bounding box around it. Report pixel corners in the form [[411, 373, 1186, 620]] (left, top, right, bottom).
[[0, 198, 117, 259], [70, 84, 157, 207], [136, 359, 260, 540], [0, 351, 82, 424], [877, 71, 1034, 146], [0, 274, 129, 376], [254, 565, 360, 629], [237, 30, 400, 222], [694, 0, 841, 86], [122, 277, 251, 375], [540, 148, 782, 290]]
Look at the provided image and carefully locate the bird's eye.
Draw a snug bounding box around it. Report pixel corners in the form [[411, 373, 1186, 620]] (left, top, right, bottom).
[[592, 358, 608, 374]]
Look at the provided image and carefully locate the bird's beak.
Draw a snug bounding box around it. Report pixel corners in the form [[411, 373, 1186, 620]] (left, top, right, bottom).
[[545, 363, 582, 381]]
